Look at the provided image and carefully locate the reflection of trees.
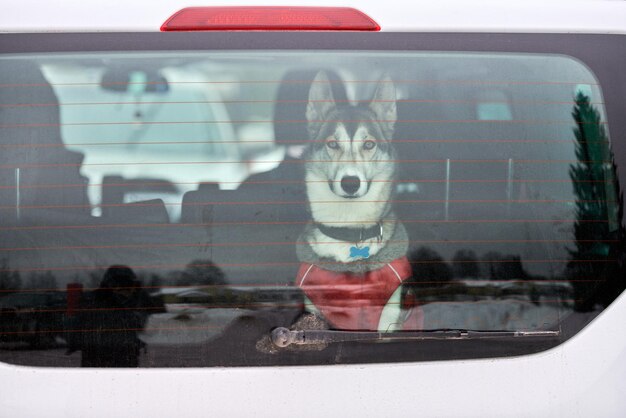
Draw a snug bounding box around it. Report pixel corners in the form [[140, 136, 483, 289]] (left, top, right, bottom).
[[567, 92, 625, 311], [481, 251, 529, 280], [0, 259, 21, 294], [177, 259, 227, 287], [452, 250, 480, 278], [146, 273, 163, 289], [25, 271, 58, 290], [87, 269, 105, 290], [408, 247, 453, 288], [81, 260, 227, 291]]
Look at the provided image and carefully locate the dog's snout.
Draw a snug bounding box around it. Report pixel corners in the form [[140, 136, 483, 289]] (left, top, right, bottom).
[[341, 176, 361, 195]]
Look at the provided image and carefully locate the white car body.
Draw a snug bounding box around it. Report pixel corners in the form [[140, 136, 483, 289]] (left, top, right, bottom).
[[1, 1, 625, 417]]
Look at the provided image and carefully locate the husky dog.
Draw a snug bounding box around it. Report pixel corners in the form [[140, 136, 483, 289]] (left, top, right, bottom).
[[294, 72, 419, 332]]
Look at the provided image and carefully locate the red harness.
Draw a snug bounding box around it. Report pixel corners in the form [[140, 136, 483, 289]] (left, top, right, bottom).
[[296, 256, 413, 331]]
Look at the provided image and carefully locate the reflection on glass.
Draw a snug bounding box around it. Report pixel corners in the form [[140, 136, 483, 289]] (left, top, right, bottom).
[[0, 51, 623, 367], [66, 266, 159, 367], [567, 92, 624, 312]]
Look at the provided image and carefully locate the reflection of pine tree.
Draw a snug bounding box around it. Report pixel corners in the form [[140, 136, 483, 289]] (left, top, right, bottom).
[[568, 92, 625, 311]]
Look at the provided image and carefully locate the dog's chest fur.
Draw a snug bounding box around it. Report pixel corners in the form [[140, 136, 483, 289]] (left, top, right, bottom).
[[296, 219, 409, 273]]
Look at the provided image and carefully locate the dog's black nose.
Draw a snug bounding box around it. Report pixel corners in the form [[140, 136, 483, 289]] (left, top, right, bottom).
[[341, 176, 361, 195]]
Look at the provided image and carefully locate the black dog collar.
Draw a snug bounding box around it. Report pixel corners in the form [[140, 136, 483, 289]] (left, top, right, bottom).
[[315, 222, 383, 243]]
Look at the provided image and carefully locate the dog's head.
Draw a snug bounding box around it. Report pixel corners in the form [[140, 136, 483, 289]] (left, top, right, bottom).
[[304, 72, 398, 200]]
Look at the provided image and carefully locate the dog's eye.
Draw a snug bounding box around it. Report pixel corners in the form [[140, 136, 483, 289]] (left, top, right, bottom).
[[363, 140, 376, 150], [326, 140, 340, 150]]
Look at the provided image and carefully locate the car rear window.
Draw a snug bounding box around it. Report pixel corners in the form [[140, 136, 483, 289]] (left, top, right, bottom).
[[0, 36, 624, 367]]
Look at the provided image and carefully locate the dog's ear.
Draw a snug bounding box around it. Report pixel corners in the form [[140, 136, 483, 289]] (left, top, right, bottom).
[[306, 72, 336, 138], [369, 75, 397, 139]]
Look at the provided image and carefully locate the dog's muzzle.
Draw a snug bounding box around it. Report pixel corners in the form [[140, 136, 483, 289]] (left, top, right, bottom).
[[340, 176, 361, 196], [329, 175, 370, 198]]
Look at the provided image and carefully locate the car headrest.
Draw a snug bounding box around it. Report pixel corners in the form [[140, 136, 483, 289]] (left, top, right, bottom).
[[273, 69, 348, 144]]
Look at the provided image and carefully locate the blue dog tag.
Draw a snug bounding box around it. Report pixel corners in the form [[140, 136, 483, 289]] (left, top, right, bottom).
[[350, 246, 370, 259]]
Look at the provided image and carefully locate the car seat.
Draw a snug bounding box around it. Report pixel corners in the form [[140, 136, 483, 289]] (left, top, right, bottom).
[[0, 60, 89, 225]]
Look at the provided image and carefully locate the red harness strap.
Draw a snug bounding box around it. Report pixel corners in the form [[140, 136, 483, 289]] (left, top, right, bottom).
[[296, 256, 412, 331]]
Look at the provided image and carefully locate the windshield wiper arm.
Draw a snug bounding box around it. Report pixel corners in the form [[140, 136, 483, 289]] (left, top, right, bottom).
[[270, 327, 560, 348]]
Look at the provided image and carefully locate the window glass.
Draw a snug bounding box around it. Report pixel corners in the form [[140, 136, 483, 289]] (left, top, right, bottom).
[[0, 51, 623, 367]]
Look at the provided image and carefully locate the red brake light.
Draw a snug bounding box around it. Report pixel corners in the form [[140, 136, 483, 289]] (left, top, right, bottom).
[[160, 6, 380, 32]]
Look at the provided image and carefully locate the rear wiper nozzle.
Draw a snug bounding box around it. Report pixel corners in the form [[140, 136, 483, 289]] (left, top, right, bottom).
[[270, 327, 560, 348]]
